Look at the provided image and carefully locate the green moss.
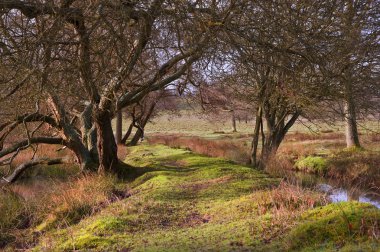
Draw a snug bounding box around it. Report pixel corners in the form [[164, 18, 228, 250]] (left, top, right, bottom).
[[295, 156, 328, 174], [66, 233, 117, 250], [285, 202, 380, 251]]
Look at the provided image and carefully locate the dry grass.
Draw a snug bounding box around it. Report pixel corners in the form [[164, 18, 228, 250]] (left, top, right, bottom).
[[0, 144, 74, 175], [327, 150, 380, 190], [253, 181, 328, 243], [284, 131, 344, 142], [148, 134, 250, 164], [1, 173, 128, 250]]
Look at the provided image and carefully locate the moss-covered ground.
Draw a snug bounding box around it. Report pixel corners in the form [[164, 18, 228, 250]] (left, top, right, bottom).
[[33, 145, 380, 251]]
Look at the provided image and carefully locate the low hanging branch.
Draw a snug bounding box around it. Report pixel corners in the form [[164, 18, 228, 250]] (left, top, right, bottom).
[[1, 158, 63, 186], [0, 137, 64, 159]]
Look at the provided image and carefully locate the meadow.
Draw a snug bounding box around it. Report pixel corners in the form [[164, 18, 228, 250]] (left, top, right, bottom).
[[0, 113, 379, 251]]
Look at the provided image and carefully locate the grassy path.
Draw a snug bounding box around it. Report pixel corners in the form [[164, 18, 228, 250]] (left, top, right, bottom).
[[35, 145, 380, 251]]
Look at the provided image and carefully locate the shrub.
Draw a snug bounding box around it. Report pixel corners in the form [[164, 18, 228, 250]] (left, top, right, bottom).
[[295, 156, 328, 174]]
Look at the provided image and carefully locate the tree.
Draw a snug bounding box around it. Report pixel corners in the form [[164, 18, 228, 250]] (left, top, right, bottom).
[[221, 1, 343, 167], [323, 0, 380, 148], [0, 0, 234, 177], [198, 82, 252, 132], [121, 89, 178, 146]]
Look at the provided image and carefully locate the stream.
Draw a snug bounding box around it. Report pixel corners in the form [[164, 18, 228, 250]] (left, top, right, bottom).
[[276, 170, 380, 209]]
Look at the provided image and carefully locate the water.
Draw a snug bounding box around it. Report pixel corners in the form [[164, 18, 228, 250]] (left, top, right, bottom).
[[317, 184, 380, 209], [270, 169, 380, 209]]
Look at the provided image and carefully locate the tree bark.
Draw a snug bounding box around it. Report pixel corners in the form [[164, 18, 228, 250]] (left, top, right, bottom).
[[95, 109, 118, 172], [250, 106, 262, 166], [121, 121, 134, 145], [116, 109, 123, 145], [344, 79, 361, 148], [129, 127, 144, 146], [344, 99, 360, 148]]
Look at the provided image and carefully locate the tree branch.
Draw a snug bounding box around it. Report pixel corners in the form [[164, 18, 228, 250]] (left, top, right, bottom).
[[1, 158, 63, 186]]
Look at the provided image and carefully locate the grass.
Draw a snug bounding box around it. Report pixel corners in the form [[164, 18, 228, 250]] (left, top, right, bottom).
[[147, 127, 380, 190], [0, 170, 127, 250], [327, 148, 380, 189], [114, 111, 380, 137], [286, 202, 380, 251], [30, 144, 379, 251]]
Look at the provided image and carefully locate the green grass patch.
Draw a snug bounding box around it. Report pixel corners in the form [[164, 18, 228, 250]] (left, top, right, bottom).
[[285, 202, 380, 251]]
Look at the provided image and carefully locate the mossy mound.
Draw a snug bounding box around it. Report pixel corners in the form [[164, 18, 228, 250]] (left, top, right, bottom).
[[295, 156, 328, 174], [285, 202, 380, 251]]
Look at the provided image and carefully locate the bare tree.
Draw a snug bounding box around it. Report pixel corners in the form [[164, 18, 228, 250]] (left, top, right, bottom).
[[0, 0, 234, 177], [322, 0, 380, 148], [122, 90, 178, 146], [198, 82, 252, 132], [221, 1, 343, 167]]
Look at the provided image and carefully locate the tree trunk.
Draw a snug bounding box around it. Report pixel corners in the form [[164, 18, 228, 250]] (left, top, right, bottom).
[[116, 109, 123, 145], [48, 95, 97, 171], [250, 106, 262, 166], [344, 93, 360, 148], [95, 109, 118, 172], [128, 101, 156, 146], [253, 111, 300, 169], [121, 121, 134, 145], [259, 133, 282, 168], [66, 138, 97, 171], [129, 128, 143, 146], [231, 110, 237, 132]]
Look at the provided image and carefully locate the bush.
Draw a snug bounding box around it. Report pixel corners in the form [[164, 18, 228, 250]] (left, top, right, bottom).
[[295, 156, 328, 174]]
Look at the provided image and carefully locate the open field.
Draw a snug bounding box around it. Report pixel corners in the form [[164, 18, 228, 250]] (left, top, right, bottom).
[[114, 112, 380, 136]]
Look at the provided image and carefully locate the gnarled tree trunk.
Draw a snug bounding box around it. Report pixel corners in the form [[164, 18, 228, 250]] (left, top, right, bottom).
[[94, 108, 118, 172], [250, 105, 300, 169]]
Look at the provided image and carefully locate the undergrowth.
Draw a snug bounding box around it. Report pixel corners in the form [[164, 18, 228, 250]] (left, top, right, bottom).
[[0, 171, 127, 250]]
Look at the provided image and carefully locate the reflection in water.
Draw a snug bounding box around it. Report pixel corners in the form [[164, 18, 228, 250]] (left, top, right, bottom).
[[268, 168, 380, 209], [325, 187, 380, 209], [359, 195, 380, 208]]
